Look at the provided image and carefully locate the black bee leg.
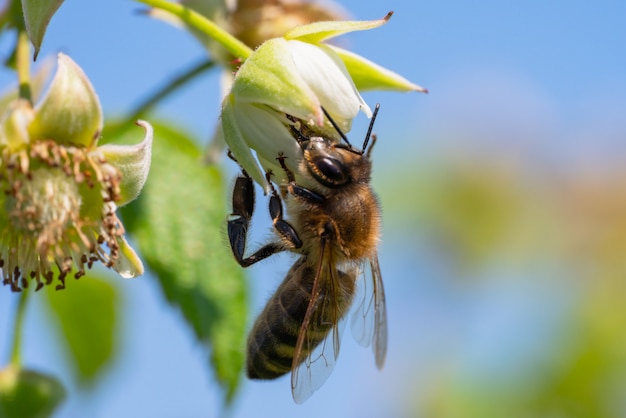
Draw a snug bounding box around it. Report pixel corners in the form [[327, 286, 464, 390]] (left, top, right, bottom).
[[228, 173, 281, 267], [276, 153, 296, 183], [227, 150, 287, 266], [365, 133, 378, 159], [276, 153, 325, 204], [227, 169, 301, 268], [266, 171, 303, 250], [289, 125, 309, 146]]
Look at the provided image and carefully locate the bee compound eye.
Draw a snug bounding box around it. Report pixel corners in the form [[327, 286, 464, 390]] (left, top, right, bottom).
[[312, 156, 348, 186]]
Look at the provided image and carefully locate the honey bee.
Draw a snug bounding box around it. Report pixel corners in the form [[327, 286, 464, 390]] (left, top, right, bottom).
[[227, 104, 387, 403]]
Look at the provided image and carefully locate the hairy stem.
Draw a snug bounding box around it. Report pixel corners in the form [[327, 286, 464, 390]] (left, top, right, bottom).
[[135, 0, 252, 60], [16, 30, 32, 103], [106, 58, 215, 138], [10, 291, 30, 366]]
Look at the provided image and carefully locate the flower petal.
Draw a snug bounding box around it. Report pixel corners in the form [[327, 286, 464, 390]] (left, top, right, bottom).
[[332, 46, 428, 93], [96, 120, 153, 207], [234, 102, 302, 177], [284, 11, 392, 43], [112, 235, 144, 278], [288, 40, 371, 130], [29, 53, 102, 148]]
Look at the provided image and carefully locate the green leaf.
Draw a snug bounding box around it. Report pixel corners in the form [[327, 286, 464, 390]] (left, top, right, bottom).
[[20, 0, 64, 60], [43, 273, 118, 385], [0, 365, 66, 418], [118, 121, 248, 402], [0, 0, 25, 32]]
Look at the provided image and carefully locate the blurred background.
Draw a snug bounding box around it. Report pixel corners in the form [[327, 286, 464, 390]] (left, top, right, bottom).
[[2, 0, 626, 417]]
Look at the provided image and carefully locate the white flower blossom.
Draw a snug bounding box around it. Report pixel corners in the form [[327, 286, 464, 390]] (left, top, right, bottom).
[[221, 13, 426, 192]]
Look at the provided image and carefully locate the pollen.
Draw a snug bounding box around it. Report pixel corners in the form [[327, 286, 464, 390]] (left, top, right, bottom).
[[0, 140, 124, 292]]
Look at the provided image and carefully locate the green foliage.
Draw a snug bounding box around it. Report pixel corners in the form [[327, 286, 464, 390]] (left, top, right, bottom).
[[0, 0, 25, 70], [381, 155, 626, 418], [116, 121, 248, 402], [43, 273, 118, 385], [0, 1, 24, 32], [0, 365, 66, 418], [20, 0, 64, 59]]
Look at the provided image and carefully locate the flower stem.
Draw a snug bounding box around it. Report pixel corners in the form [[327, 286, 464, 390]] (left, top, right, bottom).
[[135, 0, 253, 60], [10, 291, 30, 366], [16, 29, 32, 103], [106, 58, 215, 138]]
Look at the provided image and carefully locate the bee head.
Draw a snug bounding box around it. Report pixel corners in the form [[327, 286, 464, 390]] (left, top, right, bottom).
[[302, 104, 380, 188]]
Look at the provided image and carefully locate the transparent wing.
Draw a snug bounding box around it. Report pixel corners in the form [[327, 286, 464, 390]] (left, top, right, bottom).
[[291, 242, 357, 403], [291, 298, 349, 403], [350, 253, 388, 369]]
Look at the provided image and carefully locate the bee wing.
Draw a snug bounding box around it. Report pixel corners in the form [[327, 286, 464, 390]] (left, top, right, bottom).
[[291, 295, 349, 403], [291, 243, 355, 403], [350, 253, 388, 369]]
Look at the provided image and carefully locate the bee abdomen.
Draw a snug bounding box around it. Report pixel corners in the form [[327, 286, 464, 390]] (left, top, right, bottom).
[[247, 259, 332, 380]]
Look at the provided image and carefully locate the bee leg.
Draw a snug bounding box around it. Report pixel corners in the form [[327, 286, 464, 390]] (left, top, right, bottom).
[[289, 124, 309, 146], [266, 171, 303, 250], [276, 152, 296, 183], [276, 153, 325, 204], [228, 171, 284, 267], [228, 167, 302, 267], [289, 184, 325, 204]]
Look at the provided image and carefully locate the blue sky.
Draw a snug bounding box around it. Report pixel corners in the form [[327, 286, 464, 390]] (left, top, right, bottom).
[[1, 1, 626, 417]]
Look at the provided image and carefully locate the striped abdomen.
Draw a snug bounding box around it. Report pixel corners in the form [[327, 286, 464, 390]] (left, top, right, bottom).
[[247, 257, 355, 379]]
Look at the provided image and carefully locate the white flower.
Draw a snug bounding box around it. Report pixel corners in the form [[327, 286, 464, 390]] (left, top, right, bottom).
[[221, 13, 426, 192]]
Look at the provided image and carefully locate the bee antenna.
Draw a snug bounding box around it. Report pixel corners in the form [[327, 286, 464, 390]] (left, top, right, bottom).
[[362, 103, 380, 153], [321, 106, 352, 148]]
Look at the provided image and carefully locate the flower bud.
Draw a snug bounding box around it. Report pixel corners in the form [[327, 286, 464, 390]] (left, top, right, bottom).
[[29, 53, 102, 148], [0, 365, 66, 418]]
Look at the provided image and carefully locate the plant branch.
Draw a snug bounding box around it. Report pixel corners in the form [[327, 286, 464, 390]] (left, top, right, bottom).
[[106, 58, 216, 138], [16, 29, 32, 103], [10, 290, 30, 366], [135, 0, 252, 60]]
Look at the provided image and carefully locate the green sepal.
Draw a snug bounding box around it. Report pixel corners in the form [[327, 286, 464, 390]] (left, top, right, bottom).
[[112, 235, 145, 278], [28, 53, 102, 147], [284, 11, 392, 43], [332, 46, 428, 93], [97, 120, 154, 207], [1, 99, 34, 150]]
